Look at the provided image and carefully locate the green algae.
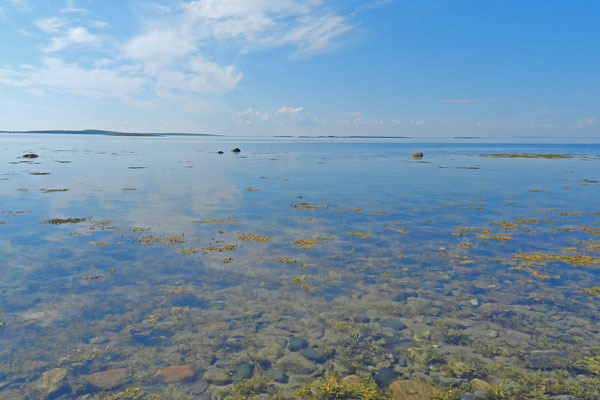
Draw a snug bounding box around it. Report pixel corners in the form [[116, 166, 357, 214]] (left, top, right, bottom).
[[290, 235, 334, 249], [237, 233, 271, 242], [45, 217, 89, 224]]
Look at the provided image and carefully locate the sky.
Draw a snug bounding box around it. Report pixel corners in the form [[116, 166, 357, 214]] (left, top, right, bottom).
[[0, 0, 598, 138]]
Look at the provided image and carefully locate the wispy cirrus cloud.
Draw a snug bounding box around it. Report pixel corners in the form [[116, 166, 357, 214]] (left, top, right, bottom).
[[45, 26, 100, 52], [437, 98, 498, 104]]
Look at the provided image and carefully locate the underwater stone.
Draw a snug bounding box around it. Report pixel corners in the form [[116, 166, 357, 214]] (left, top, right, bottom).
[[37, 368, 68, 398], [232, 362, 254, 381], [380, 319, 408, 331], [300, 347, 325, 363], [374, 367, 400, 388], [155, 365, 194, 383], [270, 370, 289, 384], [394, 291, 418, 302], [527, 350, 570, 369], [203, 368, 232, 385], [389, 379, 435, 400], [396, 355, 407, 367], [85, 368, 130, 390], [276, 353, 316, 375], [22, 153, 38, 158], [288, 336, 308, 351], [411, 152, 423, 159]]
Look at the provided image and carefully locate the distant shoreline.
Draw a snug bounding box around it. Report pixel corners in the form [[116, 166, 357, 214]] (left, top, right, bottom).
[[0, 129, 221, 137]]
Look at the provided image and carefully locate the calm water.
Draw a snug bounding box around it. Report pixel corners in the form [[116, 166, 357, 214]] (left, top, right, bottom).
[[1, 134, 599, 399]]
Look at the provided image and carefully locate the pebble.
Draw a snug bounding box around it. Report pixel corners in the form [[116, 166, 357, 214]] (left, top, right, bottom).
[[389, 379, 435, 400]]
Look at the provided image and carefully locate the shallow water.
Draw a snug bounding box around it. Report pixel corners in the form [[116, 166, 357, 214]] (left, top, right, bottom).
[[1, 134, 599, 399]]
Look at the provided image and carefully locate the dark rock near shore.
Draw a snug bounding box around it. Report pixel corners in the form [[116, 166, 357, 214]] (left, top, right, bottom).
[[22, 153, 38, 158], [231, 148, 241, 153], [217, 151, 224, 154], [288, 336, 308, 351], [411, 152, 423, 158]]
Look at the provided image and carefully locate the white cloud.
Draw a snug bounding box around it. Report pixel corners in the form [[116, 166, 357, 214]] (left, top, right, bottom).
[[239, 105, 320, 126], [0, 58, 146, 100], [35, 17, 66, 33], [123, 29, 197, 73], [275, 106, 304, 118], [278, 14, 351, 54], [46, 26, 100, 52], [89, 20, 108, 28], [60, 0, 85, 13], [575, 117, 597, 128]]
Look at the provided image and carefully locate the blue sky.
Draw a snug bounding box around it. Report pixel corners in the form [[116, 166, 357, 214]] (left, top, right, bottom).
[[0, 0, 598, 138]]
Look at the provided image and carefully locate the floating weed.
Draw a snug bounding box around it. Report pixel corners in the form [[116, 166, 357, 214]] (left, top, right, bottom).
[[245, 187, 260, 192], [162, 286, 191, 294], [581, 287, 600, 297], [237, 233, 271, 242], [556, 211, 585, 216], [122, 187, 137, 191], [131, 227, 151, 233], [347, 232, 374, 239], [292, 275, 315, 292], [514, 266, 559, 280], [90, 219, 116, 230], [193, 218, 238, 225], [291, 202, 329, 211], [457, 242, 473, 248], [373, 210, 386, 215], [29, 172, 50, 175], [491, 221, 520, 230], [41, 188, 69, 193], [513, 252, 599, 266], [138, 234, 185, 246], [459, 260, 475, 265], [296, 371, 385, 400], [528, 189, 545, 193], [277, 256, 298, 263], [89, 241, 110, 246], [304, 217, 319, 224], [45, 217, 89, 224], [202, 244, 237, 252], [290, 235, 334, 249], [178, 248, 201, 255], [390, 228, 408, 233], [171, 306, 190, 313], [223, 257, 233, 263], [515, 218, 538, 224], [554, 227, 576, 233]]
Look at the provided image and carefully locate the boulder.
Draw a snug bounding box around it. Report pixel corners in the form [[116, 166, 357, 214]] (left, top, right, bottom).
[[411, 152, 423, 159], [288, 337, 308, 352], [37, 368, 68, 398], [203, 368, 231, 385], [231, 148, 241, 153], [276, 353, 316, 375]]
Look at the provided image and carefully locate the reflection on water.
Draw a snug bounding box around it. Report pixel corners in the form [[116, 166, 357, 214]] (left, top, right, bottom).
[[1, 135, 599, 399]]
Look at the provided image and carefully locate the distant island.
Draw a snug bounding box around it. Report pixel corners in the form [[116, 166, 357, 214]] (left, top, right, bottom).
[[0, 129, 221, 137]]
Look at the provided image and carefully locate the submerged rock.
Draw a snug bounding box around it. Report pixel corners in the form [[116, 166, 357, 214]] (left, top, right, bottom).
[[411, 152, 423, 159], [374, 367, 400, 387], [155, 365, 194, 383], [527, 350, 570, 369], [300, 347, 326, 363], [232, 362, 254, 381], [276, 353, 316, 375], [389, 379, 435, 400], [380, 319, 408, 331], [85, 368, 130, 390], [270, 369, 289, 384], [37, 368, 68, 398], [203, 368, 231, 385], [288, 336, 308, 352], [231, 148, 241, 153]]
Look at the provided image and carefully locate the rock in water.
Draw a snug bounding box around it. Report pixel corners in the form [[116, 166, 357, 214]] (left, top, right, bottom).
[[22, 153, 39, 158], [374, 368, 400, 387], [300, 347, 325, 363], [37, 368, 68, 397], [380, 319, 408, 331], [155, 365, 194, 383], [288, 336, 308, 351], [411, 152, 423, 158], [270, 370, 289, 384], [85, 368, 130, 390], [231, 148, 241, 153], [389, 379, 435, 400], [232, 362, 254, 381], [203, 368, 232, 385], [217, 151, 224, 154], [276, 353, 317, 375]]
